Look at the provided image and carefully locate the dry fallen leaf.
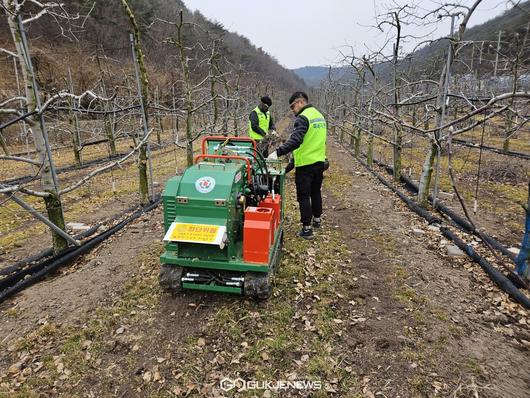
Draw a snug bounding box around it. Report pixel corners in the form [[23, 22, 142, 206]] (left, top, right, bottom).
[[143, 371, 152, 383], [8, 362, 22, 375]]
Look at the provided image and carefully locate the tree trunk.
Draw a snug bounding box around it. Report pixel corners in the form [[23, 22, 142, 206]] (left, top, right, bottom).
[[392, 22, 402, 183], [46, 192, 68, 253], [122, 0, 150, 204], [70, 108, 82, 165], [95, 53, 117, 156], [67, 68, 82, 165], [5, 5, 68, 253], [367, 134, 374, 167], [393, 124, 402, 182], [354, 127, 361, 158], [417, 140, 437, 207], [104, 116, 116, 155], [186, 107, 194, 166], [503, 114, 512, 152], [418, 60, 450, 206], [209, 71, 218, 129], [0, 133, 9, 155]]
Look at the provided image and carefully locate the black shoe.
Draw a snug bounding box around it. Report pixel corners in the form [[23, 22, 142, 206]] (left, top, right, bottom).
[[312, 217, 321, 228], [297, 227, 314, 240]]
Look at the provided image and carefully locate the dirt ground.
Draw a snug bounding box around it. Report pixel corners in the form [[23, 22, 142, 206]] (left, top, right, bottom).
[[366, 133, 529, 248], [0, 144, 183, 265], [0, 138, 528, 397]]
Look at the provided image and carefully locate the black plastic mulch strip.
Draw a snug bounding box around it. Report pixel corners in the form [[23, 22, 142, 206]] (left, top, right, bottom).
[[339, 142, 530, 309], [371, 158, 517, 263], [0, 197, 160, 303], [358, 158, 441, 225], [441, 227, 530, 309], [0, 202, 145, 277]]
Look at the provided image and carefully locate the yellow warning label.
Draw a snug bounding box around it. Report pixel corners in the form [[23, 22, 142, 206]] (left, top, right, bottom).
[[164, 223, 225, 245]]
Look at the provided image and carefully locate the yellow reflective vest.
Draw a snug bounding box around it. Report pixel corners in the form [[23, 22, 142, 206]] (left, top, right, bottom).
[[248, 106, 271, 140], [293, 107, 327, 167]]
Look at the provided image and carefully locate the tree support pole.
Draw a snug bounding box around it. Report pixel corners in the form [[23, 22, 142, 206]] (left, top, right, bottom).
[[2, 190, 79, 246], [17, 15, 60, 193], [16, 14, 67, 253], [515, 182, 530, 280]]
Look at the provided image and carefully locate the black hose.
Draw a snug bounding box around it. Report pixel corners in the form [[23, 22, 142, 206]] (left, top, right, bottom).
[[339, 142, 530, 309], [441, 227, 530, 309], [358, 158, 442, 225], [243, 150, 272, 200], [371, 158, 517, 262], [243, 151, 267, 178], [250, 149, 270, 178], [0, 201, 144, 277], [0, 248, 54, 277], [0, 197, 160, 303]]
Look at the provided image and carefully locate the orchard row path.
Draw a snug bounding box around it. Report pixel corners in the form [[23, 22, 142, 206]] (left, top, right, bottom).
[[0, 137, 528, 397]]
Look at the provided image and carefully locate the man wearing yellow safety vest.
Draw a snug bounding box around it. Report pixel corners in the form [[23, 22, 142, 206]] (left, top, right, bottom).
[[268, 92, 328, 240], [248, 96, 276, 157]]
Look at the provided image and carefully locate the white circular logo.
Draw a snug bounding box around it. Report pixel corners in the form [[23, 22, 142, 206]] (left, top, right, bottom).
[[195, 176, 216, 193]]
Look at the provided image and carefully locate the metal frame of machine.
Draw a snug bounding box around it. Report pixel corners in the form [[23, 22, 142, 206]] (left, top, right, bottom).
[[159, 136, 285, 299]]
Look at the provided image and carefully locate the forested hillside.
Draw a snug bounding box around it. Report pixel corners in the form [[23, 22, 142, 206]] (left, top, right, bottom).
[[290, 66, 354, 87], [294, 0, 530, 86], [0, 0, 305, 97], [413, 0, 530, 76]]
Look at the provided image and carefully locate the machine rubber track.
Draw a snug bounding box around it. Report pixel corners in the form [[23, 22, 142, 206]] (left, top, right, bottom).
[[244, 229, 283, 300], [244, 272, 272, 300], [159, 264, 183, 293]]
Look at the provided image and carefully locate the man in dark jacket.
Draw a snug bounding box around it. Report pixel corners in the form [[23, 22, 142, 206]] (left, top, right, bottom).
[[248, 96, 276, 157], [268, 92, 327, 239]]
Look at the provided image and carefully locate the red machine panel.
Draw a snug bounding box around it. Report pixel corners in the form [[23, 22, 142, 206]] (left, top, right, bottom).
[[259, 193, 281, 232], [243, 207, 274, 264]]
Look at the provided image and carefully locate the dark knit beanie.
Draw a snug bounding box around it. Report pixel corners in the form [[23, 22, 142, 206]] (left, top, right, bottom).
[[260, 96, 272, 106]]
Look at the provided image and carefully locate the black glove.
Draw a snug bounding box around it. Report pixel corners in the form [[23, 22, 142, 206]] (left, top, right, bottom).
[[285, 159, 294, 174], [323, 159, 330, 171]]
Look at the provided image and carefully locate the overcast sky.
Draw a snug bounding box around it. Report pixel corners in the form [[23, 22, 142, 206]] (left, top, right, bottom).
[[184, 0, 514, 69]]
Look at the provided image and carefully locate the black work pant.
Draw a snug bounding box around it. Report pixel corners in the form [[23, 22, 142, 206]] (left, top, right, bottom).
[[295, 161, 325, 226]]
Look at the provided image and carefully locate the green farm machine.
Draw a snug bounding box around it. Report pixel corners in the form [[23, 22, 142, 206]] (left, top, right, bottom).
[[159, 136, 285, 299]]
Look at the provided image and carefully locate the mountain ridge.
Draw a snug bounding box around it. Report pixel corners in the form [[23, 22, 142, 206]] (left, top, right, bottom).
[[292, 1, 530, 87]]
